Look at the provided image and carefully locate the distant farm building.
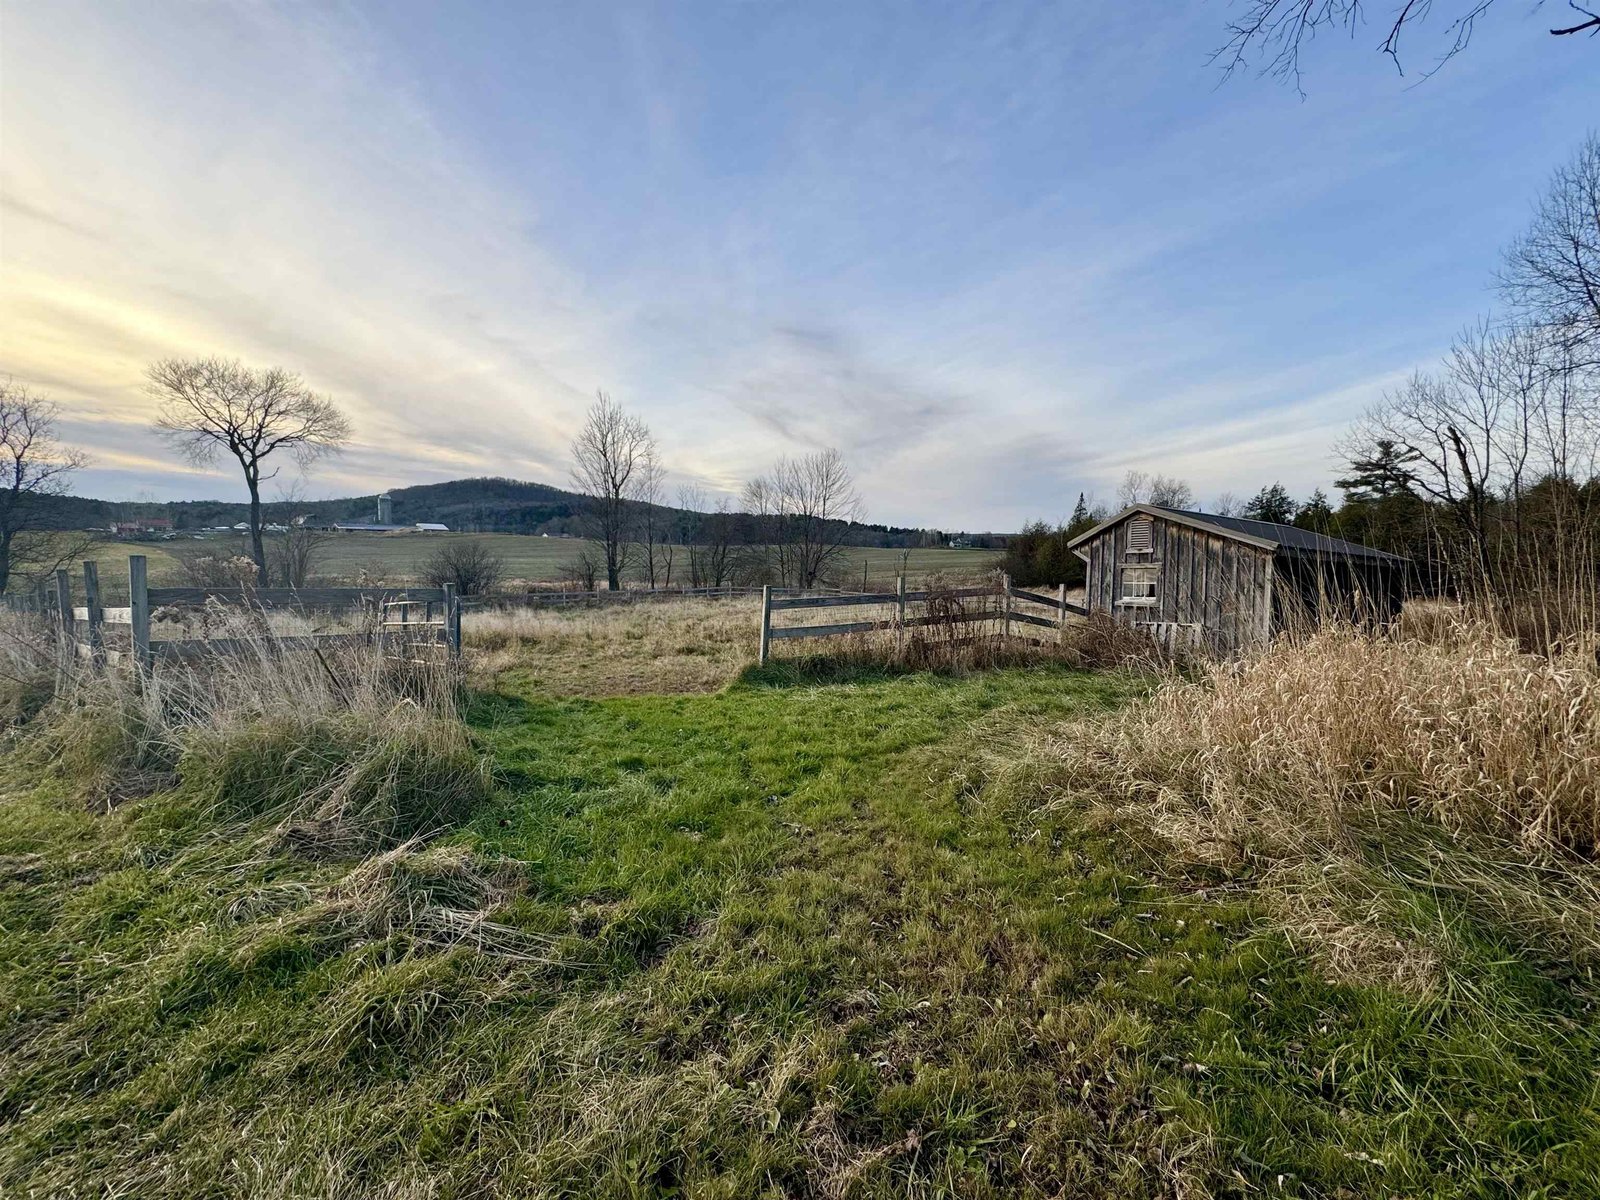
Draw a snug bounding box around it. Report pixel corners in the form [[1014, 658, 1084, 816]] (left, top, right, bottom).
[[1068, 505, 1406, 657], [110, 518, 173, 536], [329, 521, 449, 533]]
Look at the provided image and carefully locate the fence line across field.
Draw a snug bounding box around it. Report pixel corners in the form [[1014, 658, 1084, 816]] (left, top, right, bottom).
[[757, 573, 1089, 664], [461, 584, 766, 611], [40, 555, 462, 668]]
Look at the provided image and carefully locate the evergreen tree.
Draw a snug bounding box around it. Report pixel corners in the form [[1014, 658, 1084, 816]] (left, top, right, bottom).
[[1336, 439, 1419, 503], [1067, 492, 1091, 533], [1242, 482, 1296, 524], [1295, 488, 1334, 532]]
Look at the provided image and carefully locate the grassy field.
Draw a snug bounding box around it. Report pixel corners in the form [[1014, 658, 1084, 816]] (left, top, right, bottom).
[[81, 533, 1001, 590], [3, 606, 1599, 1196]]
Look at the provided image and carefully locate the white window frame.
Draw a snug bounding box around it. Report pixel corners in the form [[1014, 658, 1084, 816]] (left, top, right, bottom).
[[1118, 564, 1159, 607]]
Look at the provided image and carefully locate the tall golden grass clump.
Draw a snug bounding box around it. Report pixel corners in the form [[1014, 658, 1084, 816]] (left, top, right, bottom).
[[1054, 621, 1599, 859], [8, 608, 489, 850], [1013, 619, 1600, 989]]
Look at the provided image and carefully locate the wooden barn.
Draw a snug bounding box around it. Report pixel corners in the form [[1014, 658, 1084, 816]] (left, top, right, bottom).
[[1068, 504, 1407, 656]]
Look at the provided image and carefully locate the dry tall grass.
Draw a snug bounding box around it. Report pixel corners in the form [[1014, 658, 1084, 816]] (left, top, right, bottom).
[[1090, 622, 1598, 857], [4, 609, 488, 849], [1010, 618, 1600, 990]]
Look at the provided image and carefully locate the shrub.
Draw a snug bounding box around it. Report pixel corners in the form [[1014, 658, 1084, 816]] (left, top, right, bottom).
[[422, 539, 505, 596]]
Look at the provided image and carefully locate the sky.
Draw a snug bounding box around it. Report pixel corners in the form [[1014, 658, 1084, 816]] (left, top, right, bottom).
[[1, 2, 1595, 531]]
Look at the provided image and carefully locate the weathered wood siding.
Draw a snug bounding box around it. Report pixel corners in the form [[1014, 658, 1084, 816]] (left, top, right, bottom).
[[1081, 514, 1274, 656]]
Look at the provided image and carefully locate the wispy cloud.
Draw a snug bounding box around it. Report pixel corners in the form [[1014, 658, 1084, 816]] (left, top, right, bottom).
[[1, 1, 1591, 528]]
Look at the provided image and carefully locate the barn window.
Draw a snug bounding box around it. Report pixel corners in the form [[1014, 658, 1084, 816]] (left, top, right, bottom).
[[1119, 565, 1158, 605], [1126, 516, 1154, 553]]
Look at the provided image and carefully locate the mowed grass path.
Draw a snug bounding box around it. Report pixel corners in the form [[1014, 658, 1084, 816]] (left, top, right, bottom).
[[3, 662, 1598, 1195]]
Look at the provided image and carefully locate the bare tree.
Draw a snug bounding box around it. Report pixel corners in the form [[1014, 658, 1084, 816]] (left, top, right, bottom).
[[1501, 133, 1600, 360], [560, 547, 600, 592], [1357, 318, 1599, 584], [149, 358, 350, 586], [0, 380, 93, 597], [678, 484, 738, 588], [267, 485, 335, 588], [422, 539, 505, 596], [743, 448, 863, 588], [1215, 1, 1595, 93], [638, 453, 673, 589], [1211, 491, 1241, 517], [569, 393, 657, 591], [1118, 469, 1194, 510]]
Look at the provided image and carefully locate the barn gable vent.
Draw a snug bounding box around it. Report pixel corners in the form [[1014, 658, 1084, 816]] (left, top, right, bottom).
[[1126, 516, 1154, 554]]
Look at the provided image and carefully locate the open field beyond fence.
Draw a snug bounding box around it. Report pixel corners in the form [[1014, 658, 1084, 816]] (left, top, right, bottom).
[[81, 533, 1002, 589]]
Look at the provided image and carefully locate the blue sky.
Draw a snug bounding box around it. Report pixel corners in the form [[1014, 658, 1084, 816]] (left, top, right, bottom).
[[1, 2, 1594, 530]]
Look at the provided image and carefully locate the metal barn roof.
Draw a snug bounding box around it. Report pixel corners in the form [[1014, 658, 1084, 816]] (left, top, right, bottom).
[[1068, 504, 1407, 564]]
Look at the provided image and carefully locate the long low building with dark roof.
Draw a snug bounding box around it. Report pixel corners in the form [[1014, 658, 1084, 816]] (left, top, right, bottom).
[[1067, 504, 1408, 656]]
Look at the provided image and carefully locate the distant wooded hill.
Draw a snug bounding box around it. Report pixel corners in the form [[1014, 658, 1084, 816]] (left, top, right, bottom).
[[42, 476, 1007, 548]]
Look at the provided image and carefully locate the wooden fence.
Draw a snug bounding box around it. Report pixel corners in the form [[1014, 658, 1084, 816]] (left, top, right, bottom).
[[757, 574, 1087, 664], [34, 555, 461, 668], [463, 585, 763, 611]]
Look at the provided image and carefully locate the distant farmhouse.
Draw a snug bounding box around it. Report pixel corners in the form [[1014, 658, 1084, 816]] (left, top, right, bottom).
[[1069, 505, 1406, 657]]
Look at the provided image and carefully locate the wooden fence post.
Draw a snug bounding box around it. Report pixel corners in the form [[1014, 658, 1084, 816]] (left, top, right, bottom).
[[1057, 582, 1068, 643], [1000, 572, 1012, 640], [758, 585, 772, 665], [895, 574, 906, 656], [55, 569, 72, 647], [82, 560, 104, 666], [443, 584, 461, 657], [129, 555, 151, 670]]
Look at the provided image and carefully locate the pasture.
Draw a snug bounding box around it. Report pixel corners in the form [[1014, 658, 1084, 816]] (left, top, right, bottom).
[[97, 531, 1001, 589], [2, 600, 1598, 1197]]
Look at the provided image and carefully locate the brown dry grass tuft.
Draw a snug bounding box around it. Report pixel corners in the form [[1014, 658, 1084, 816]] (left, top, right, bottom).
[[1013, 620, 1600, 991], [6, 608, 489, 851], [1083, 622, 1600, 858]]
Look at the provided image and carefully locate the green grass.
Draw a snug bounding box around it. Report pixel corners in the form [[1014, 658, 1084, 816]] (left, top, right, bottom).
[[86, 533, 1000, 590], [3, 662, 1598, 1196]]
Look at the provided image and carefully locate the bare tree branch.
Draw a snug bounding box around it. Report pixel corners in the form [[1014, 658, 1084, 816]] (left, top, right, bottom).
[[1500, 133, 1600, 361], [148, 358, 350, 586], [0, 379, 91, 596], [1215, 1, 1581, 92]]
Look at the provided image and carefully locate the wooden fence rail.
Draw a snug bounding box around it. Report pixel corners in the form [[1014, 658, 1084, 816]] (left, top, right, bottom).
[[39, 556, 460, 668], [757, 574, 1088, 664], [462, 585, 765, 611]]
